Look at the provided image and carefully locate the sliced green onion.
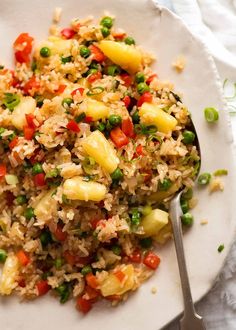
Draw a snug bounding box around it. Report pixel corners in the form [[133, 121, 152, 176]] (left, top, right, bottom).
[[16, 195, 27, 205], [158, 178, 172, 191], [5, 174, 19, 185], [87, 86, 104, 96], [32, 163, 44, 175], [62, 98, 73, 108], [213, 169, 228, 176], [81, 265, 92, 276], [3, 93, 20, 111], [111, 245, 121, 256], [55, 283, 71, 304], [111, 168, 123, 181], [204, 107, 219, 123], [46, 168, 60, 179], [181, 188, 193, 200], [97, 122, 106, 132], [75, 112, 86, 123], [130, 209, 141, 226], [134, 123, 157, 135], [107, 65, 121, 76], [198, 173, 211, 185]]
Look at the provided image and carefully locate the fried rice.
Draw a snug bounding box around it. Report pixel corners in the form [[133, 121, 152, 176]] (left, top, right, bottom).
[[0, 14, 200, 313]]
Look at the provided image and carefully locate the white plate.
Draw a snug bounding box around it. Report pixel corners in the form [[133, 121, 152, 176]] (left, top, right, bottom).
[[1, 1, 236, 329]]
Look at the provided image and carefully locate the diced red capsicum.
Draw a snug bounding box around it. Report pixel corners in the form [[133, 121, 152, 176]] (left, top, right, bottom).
[[23, 76, 40, 95], [55, 84, 67, 94], [63, 251, 76, 266], [36, 280, 50, 296], [87, 71, 102, 83], [67, 120, 80, 133], [84, 286, 100, 301], [135, 144, 144, 156], [143, 252, 160, 270], [89, 45, 106, 63], [71, 87, 84, 96], [0, 164, 7, 177], [146, 74, 158, 85], [25, 113, 38, 129], [9, 137, 19, 150], [13, 33, 34, 64], [121, 117, 135, 138], [16, 250, 30, 266], [122, 95, 131, 108], [114, 270, 125, 282], [85, 273, 98, 289], [112, 32, 126, 40], [137, 92, 153, 107], [110, 127, 129, 148], [34, 173, 46, 187], [76, 297, 92, 314], [53, 225, 68, 242], [120, 73, 132, 87], [84, 116, 93, 123], [129, 249, 142, 263], [23, 126, 35, 140], [61, 27, 76, 39]]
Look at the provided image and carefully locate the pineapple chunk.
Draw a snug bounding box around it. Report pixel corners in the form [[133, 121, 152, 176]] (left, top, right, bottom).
[[100, 264, 135, 297], [85, 99, 109, 121], [0, 253, 19, 295], [148, 183, 179, 203], [63, 176, 106, 201], [139, 103, 177, 134], [34, 189, 57, 223], [82, 130, 119, 173], [38, 36, 72, 56], [98, 40, 142, 74], [141, 209, 169, 237], [153, 222, 172, 244], [11, 96, 36, 130]]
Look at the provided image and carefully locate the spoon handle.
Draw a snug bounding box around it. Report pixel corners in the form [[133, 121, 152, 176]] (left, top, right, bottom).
[[170, 192, 206, 330]]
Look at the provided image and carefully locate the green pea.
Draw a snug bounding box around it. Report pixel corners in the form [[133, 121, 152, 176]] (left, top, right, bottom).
[[158, 178, 172, 191], [182, 130, 195, 144], [198, 173, 211, 185], [140, 237, 152, 249], [32, 163, 44, 175], [24, 207, 35, 220], [132, 111, 140, 124], [40, 47, 51, 58], [180, 199, 189, 214], [124, 36, 135, 45], [108, 114, 122, 127], [0, 249, 7, 263], [100, 16, 113, 29], [54, 258, 64, 269], [181, 213, 194, 226], [40, 231, 52, 247], [62, 98, 73, 108], [137, 82, 150, 94], [81, 265, 92, 276], [16, 195, 27, 205], [101, 27, 110, 38], [55, 283, 71, 304], [131, 209, 141, 226], [107, 65, 121, 76], [135, 72, 145, 83], [97, 122, 106, 132], [80, 46, 91, 58], [218, 244, 224, 253], [111, 245, 121, 256], [181, 188, 193, 200], [111, 168, 123, 181]]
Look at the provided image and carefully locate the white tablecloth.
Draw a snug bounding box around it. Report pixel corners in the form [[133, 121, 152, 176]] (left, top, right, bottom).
[[154, 1, 236, 329]]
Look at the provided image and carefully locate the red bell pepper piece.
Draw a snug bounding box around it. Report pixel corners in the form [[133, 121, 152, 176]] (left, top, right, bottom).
[[120, 73, 132, 87], [143, 252, 160, 270], [137, 91, 153, 107], [0, 164, 7, 177], [34, 173, 46, 187], [53, 225, 67, 242], [13, 33, 34, 64], [87, 71, 102, 83], [76, 297, 92, 314], [67, 120, 80, 133], [23, 126, 35, 140], [16, 250, 30, 266], [146, 74, 158, 85], [129, 249, 142, 263], [36, 280, 50, 296], [71, 87, 84, 96], [121, 117, 135, 138], [61, 27, 76, 39], [110, 127, 129, 148], [89, 45, 106, 63]]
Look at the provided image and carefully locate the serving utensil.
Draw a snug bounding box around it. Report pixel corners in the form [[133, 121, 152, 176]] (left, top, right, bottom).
[[169, 124, 206, 330]]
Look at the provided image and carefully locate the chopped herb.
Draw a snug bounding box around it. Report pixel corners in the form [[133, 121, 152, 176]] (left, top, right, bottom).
[[55, 283, 71, 304], [158, 178, 172, 191], [218, 244, 224, 253], [130, 209, 141, 226]]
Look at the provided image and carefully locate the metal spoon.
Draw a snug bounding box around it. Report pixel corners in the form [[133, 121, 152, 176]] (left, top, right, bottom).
[[169, 123, 206, 330]]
